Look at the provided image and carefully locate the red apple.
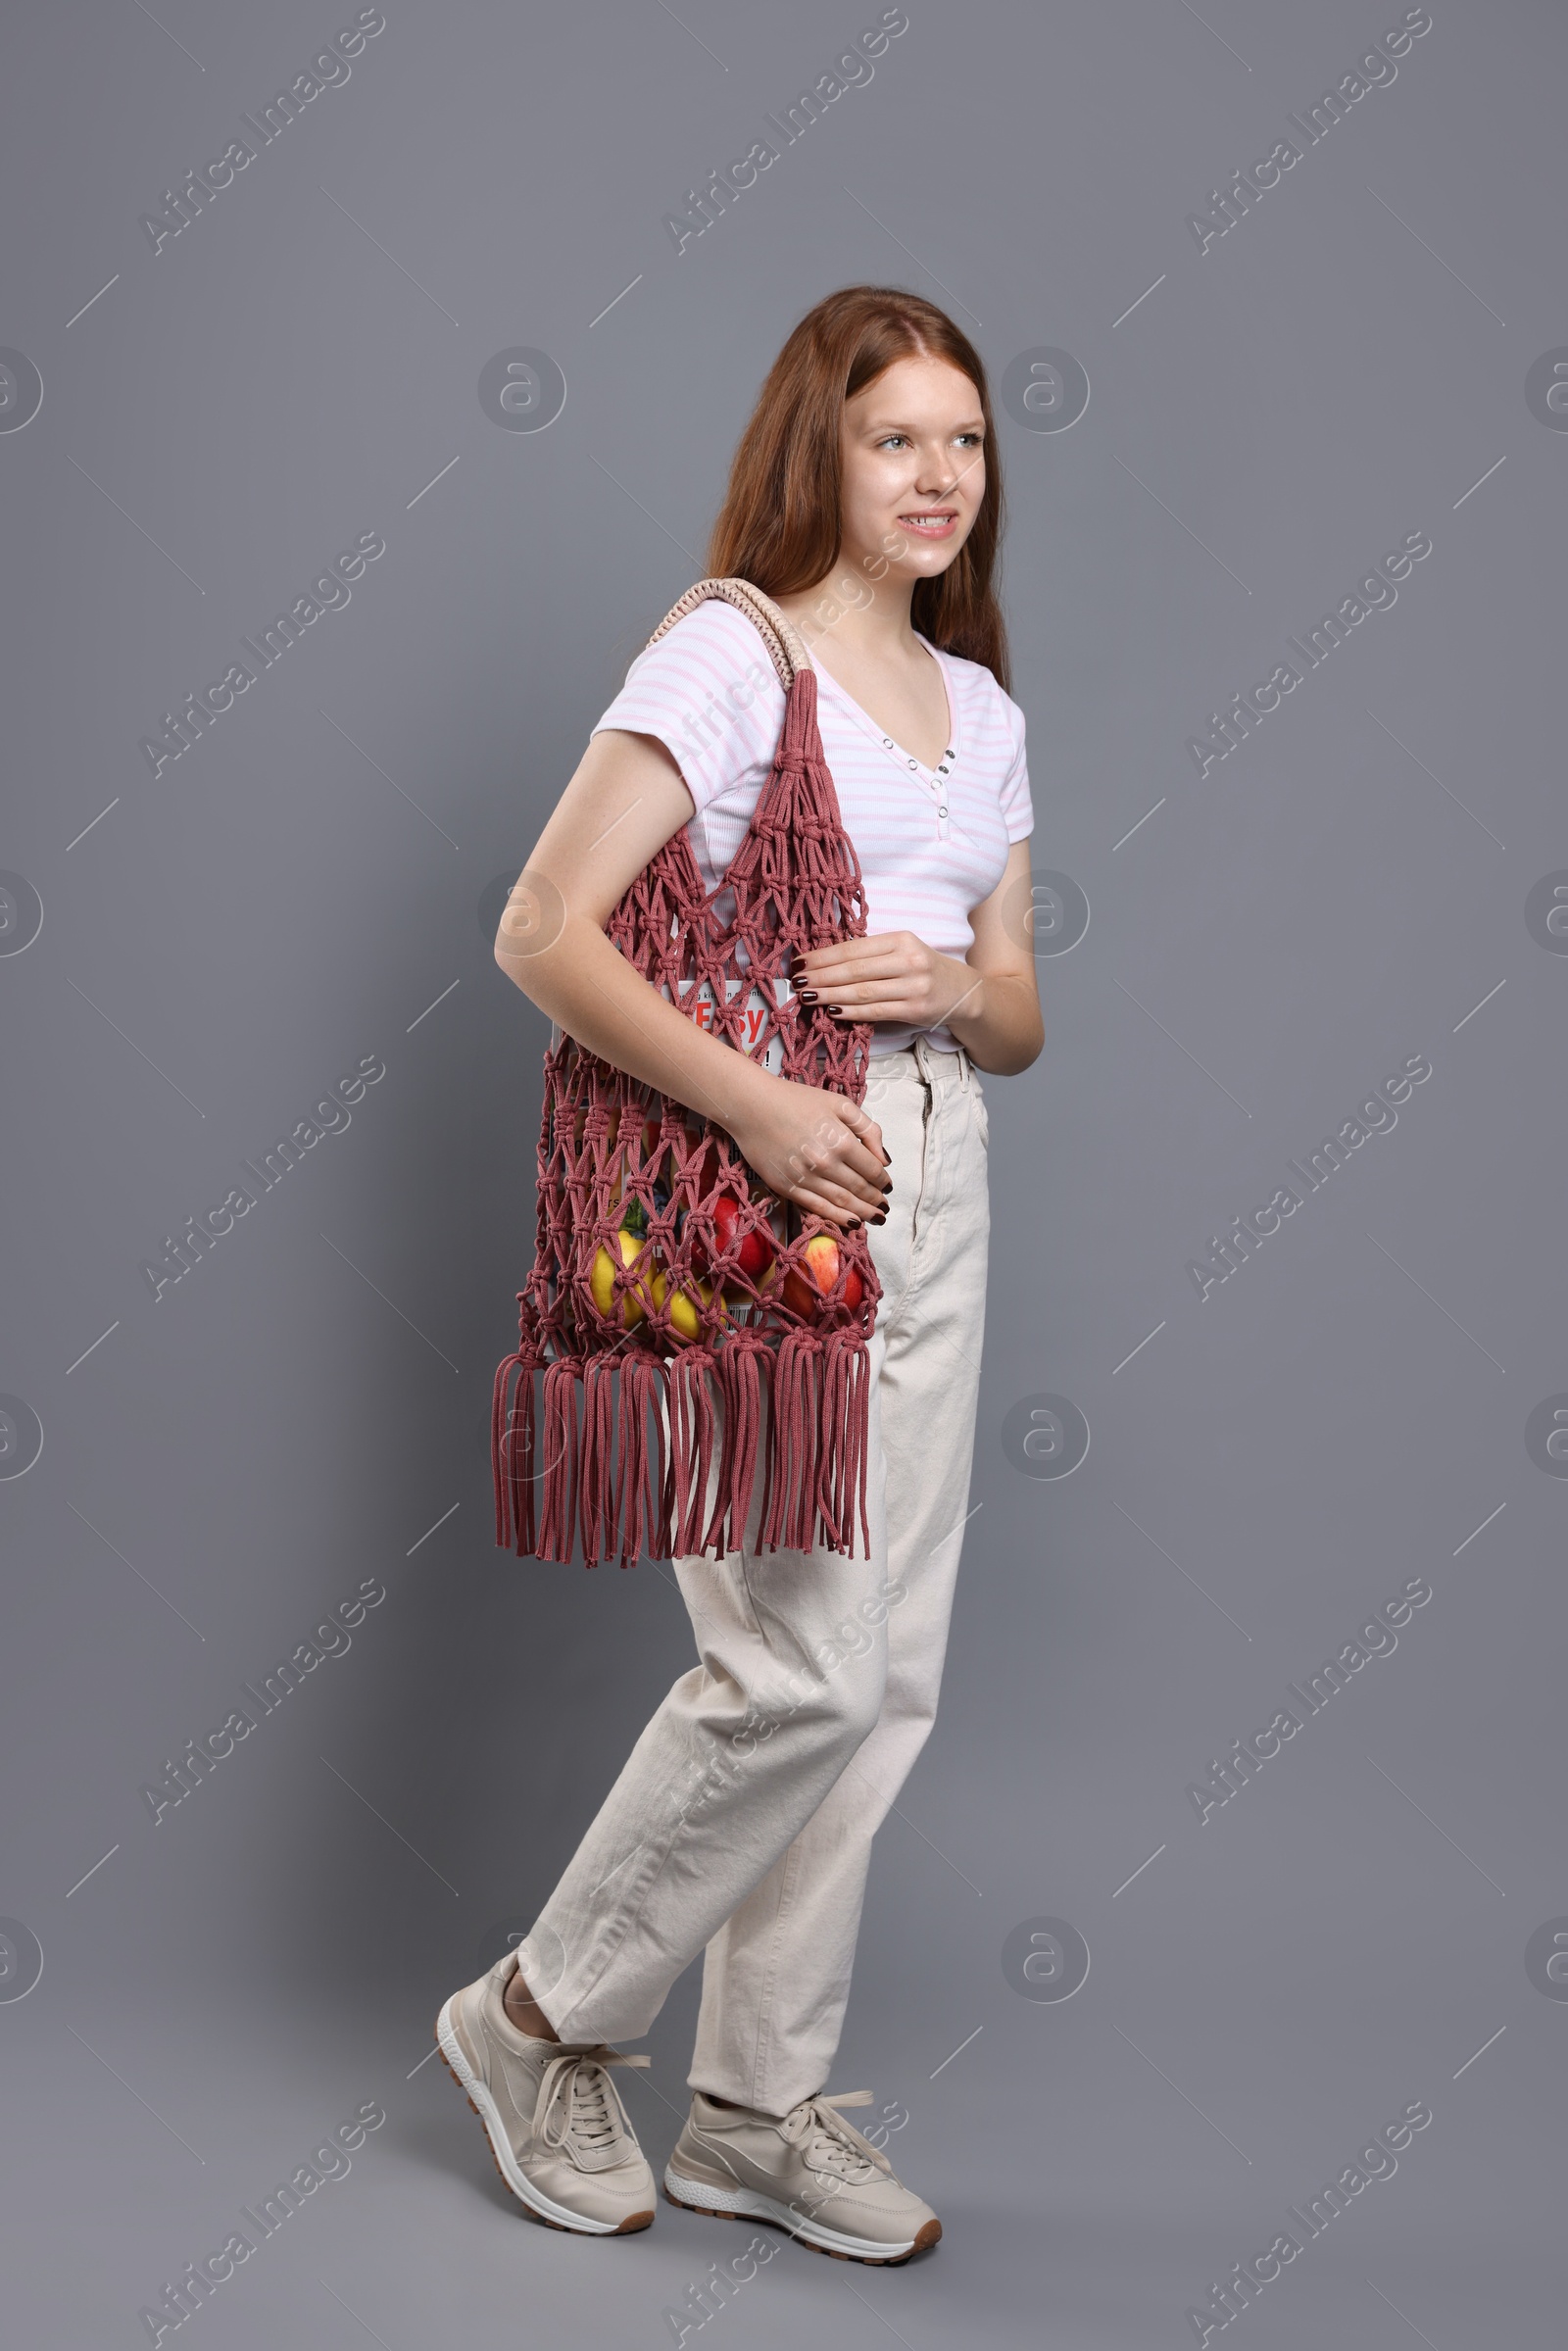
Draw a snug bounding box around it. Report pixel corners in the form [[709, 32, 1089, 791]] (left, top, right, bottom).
[[779, 1232, 863, 1318], [691, 1189, 776, 1287], [718, 1193, 776, 1281]]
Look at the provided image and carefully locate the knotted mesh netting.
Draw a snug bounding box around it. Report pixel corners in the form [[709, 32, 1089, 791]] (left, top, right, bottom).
[[492, 579, 883, 1569]]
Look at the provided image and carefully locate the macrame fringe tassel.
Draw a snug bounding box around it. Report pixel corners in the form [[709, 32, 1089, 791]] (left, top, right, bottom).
[[490, 1304, 542, 1555], [759, 1328, 816, 1554], [491, 1328, 872, 1571], [669, 1345, 718, 1560], [614, 1348, 675, 1569], [706, 1333, 768, 1560], [537, 1358, 581, 1563], [579, 1356, 618, 1569], [819, 1326, 873, 1561]]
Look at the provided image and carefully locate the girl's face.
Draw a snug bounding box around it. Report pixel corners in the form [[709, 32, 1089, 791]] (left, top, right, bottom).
[[835, 353, 986, 592]]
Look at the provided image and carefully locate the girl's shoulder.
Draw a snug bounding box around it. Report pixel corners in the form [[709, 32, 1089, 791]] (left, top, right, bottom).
[[620, 593, 788, 702], [596, 593, 786, 812]]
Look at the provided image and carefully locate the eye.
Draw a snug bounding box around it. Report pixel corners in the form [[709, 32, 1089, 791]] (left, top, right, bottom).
[[875, 433, 909, 451]]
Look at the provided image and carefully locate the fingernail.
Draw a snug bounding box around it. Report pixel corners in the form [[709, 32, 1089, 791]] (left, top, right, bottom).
[[826, 1004, 843, 1016], [847, 1218, 863, 1232], [871, 1209, 888, 1224], [799, 990, 818, 1004], [881, 1149, 892, 1164]]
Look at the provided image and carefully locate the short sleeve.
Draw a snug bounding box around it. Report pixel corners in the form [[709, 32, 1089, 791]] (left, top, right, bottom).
[[591, 599, 785, 814], [1000, 691, 1034, 843]]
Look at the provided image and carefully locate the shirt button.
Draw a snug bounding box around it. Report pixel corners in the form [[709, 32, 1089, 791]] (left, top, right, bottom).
[[907, 758, 917, 769], [882, 737, 893, 748], [938, 806, 948, 817]]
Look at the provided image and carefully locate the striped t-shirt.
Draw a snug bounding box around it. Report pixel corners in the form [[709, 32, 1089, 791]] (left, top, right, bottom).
[[592, 598, 1034, 1055]]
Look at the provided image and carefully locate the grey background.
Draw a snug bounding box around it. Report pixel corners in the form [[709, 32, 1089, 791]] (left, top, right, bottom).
[[2, 1, 1563, 2343]]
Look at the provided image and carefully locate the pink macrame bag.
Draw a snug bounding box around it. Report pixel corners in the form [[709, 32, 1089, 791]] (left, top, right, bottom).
[[491, 578, 883, 1571]]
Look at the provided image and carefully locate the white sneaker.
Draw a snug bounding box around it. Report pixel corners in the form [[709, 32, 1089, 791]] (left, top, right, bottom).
[[436, 1951, 656, 2234], [664, 2089, 941, 2264]]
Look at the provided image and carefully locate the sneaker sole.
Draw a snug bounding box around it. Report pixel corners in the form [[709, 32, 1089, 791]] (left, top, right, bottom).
[[434, 1999, 654, 2236], [662, 2163, 940, 2265]]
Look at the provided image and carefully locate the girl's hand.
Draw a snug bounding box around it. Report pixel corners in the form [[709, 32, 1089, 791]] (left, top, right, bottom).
[[792, 933, 979, 1033], [726, 1078, 891, 1229]]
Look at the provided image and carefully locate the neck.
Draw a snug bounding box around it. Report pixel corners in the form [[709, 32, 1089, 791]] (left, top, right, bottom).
[[776, 561, 920, 664]]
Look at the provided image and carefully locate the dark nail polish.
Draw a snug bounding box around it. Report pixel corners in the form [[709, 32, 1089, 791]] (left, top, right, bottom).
[[799, 989, 818, 1004], [826, 1004, 843, 1016], [871, 1209, 888, 1224], [881, 1149, 892, 1164], [847, 1218, 863, 1232]]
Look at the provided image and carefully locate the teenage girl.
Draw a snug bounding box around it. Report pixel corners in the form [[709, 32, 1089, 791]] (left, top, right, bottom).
[[438, 284, 1043, 2264]]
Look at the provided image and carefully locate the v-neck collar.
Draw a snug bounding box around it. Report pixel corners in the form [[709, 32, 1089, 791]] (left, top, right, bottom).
[[811, 630, 957, 782]]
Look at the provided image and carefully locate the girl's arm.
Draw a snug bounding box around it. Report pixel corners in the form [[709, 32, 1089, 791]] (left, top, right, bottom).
[[794, 838, 1045, 1075], [495, 726, 892, 1229]]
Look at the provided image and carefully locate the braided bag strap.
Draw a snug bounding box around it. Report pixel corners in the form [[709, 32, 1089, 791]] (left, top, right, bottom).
[[642, 575, 813, 691]]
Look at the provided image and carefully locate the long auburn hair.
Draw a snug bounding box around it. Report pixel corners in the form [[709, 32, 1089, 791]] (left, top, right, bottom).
[[707, 285, 1010, 694]]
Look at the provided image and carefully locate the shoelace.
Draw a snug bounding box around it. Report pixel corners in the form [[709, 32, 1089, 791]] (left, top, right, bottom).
[[778, 2089, 893, 2183], [534, 2044, 651, 2171]]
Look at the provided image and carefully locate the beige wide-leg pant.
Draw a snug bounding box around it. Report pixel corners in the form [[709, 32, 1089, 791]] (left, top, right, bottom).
[[519, 1036, 991, 2117]]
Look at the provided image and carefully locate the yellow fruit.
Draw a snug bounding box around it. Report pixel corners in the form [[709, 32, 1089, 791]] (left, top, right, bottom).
[[590, 1229, 653, 1329], [652, 1270, 721, 1346]]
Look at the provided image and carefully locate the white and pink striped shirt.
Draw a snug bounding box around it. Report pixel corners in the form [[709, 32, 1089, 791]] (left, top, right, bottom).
[[592, 598, 1034, 1055]]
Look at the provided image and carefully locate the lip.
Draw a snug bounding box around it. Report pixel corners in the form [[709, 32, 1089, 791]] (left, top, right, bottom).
[[898, 512, 959, 537]]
